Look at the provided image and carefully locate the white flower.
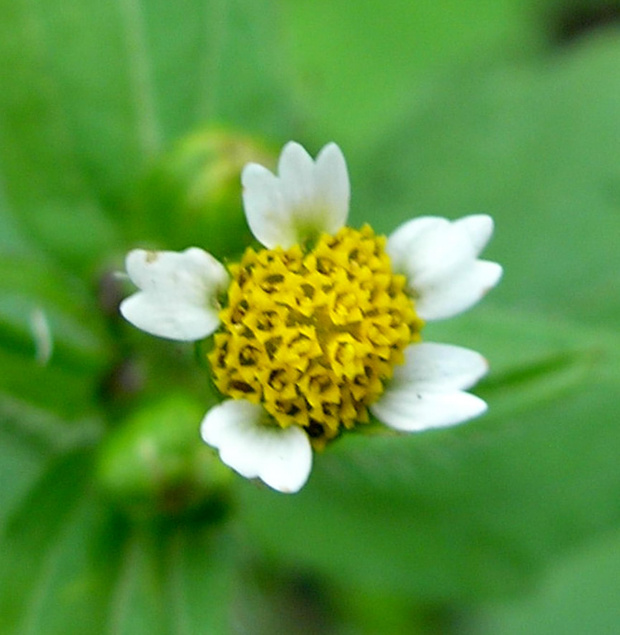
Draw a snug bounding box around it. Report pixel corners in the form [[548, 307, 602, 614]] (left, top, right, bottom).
[[120, 141, 502, 494]]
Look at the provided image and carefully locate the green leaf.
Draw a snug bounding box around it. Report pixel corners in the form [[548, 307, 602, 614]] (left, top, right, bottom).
[[282, 0, 550, 151], [0, 0, 121, 267], [0, 0, 294, 268], [0, 450, 235, 635], [0, 256, 111, 368], [0, 253, 113, 418], [471, 527, 620, 634], [0, 412, 50, 532], [199, 0, 298, 139], [0, 196, 37, 258]]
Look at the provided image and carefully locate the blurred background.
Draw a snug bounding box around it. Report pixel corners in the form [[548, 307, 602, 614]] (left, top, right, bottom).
[[1, 0, 619, 633]]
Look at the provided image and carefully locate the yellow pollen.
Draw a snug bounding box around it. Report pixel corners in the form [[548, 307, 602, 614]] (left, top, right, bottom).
[[208, 225, 424, 448]]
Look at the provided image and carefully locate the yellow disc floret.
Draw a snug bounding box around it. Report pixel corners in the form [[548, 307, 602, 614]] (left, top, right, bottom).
[[209, 225, 423, 448]]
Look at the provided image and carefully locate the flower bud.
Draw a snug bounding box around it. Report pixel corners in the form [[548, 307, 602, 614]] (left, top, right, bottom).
[[131, 127, 275, 258], [96, 393, 232, 520]]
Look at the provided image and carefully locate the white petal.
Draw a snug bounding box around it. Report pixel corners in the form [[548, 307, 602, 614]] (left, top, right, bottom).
[[386, 215, 501, 321], [120, 247, 229, 341], [201, 400, 312, 494], [371, 388, 487, 432], [242, 142, 349, 249], [370, 341, 488, 432], [120, 294, 221, 342], [386, 216, 449, 276], [453, 214, 494, 253], [389, 218, 475, 286], [415, 260, 503, 321], [278, 142, 319, 214], [392, 342, 488, 390], [242, 164, 295, 248], [313, 142, 350, 233]]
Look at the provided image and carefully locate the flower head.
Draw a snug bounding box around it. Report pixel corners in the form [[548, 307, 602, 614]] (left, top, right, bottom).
[[120, 142, 502, 493]]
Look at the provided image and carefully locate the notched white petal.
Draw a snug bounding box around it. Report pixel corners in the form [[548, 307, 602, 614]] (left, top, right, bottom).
[[120, 294, 221, 342], [241, 142, 350, 249], [314, 142, 349, 233], [371, 342, 489, 433], [415, 260, 503, 321], [120, 247, 229, 341], [242, 163, 293, 249], [371, 389, 487, 432], [453, 214, 494, 253], [387, 214, 501, 321], [386, 216, 448, 275], [201, 400, 312, 494], [393, 342, 488, 390], [278, 142, 317, 213]]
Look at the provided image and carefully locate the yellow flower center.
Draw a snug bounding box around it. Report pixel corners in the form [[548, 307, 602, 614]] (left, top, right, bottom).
[[209, 225, 423, 448]]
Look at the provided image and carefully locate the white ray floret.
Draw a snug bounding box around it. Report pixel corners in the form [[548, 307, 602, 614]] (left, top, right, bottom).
[[387, 215, 502, 321], [371, 342, 488, 432], [201, 400, 313, 493], [120, 247, 229, 341], [242, 141, 350, 249]]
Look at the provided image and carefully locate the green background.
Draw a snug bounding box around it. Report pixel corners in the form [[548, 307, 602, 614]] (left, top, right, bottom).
[[1, 0, 619, 632]]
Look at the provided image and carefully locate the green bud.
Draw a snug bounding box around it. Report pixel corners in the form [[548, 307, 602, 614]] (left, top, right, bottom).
[[96, 393, 232, 520], [131, 127, 275, 258]]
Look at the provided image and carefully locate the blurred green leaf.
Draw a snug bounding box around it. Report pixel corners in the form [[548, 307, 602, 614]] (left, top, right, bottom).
[[282, 0, 550, 151], [0, 349, 103, 420], [0, 411, 50, 531], [0, 196, 37, 258], [0, 0, 293, 269], [0, 450, 235, 634], [470, 527, 620, 634], [0, 0, 122, 267], [0, 253, 112, 418], [0, 257, 110, 367]]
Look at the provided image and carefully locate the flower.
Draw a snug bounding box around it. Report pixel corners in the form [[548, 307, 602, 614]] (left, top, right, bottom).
[[120, 142, 502, 493]]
